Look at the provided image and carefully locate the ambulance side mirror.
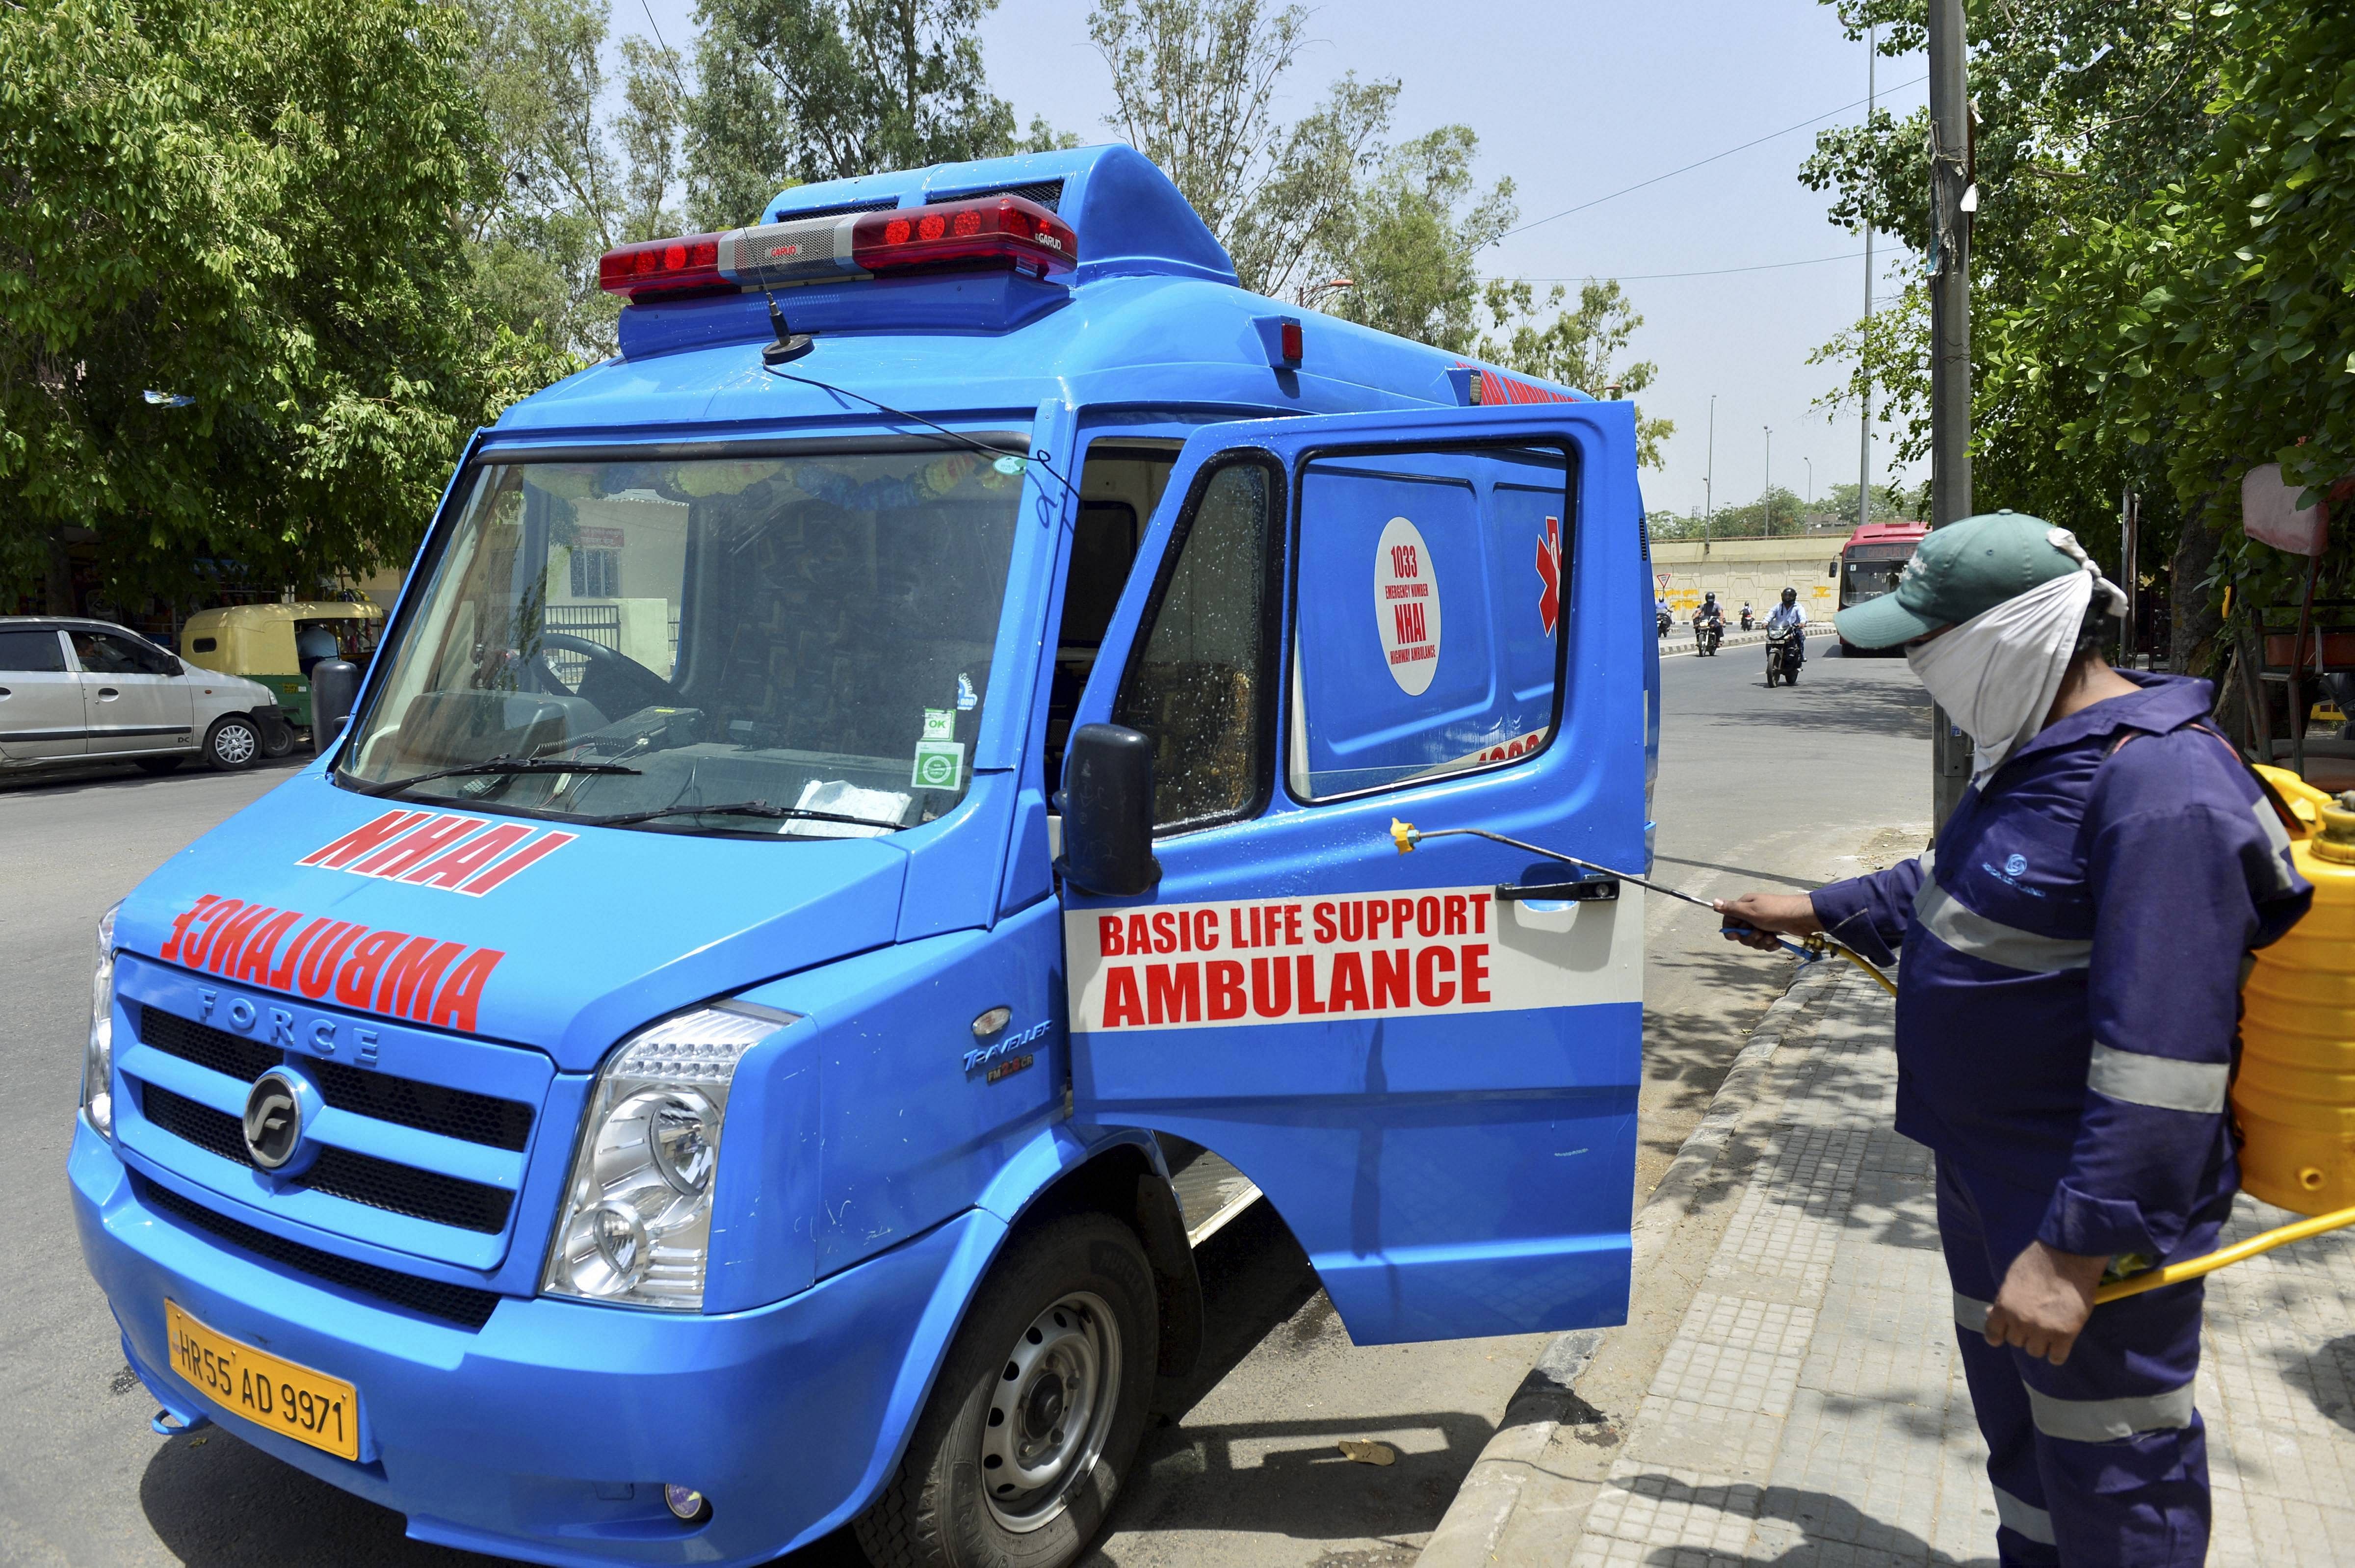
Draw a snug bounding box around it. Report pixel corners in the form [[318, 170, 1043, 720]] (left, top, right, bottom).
[[1058, 723, 1162, 897], [311, 658, 361, 752]]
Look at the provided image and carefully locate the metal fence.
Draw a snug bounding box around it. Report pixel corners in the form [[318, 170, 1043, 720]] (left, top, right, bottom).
[[542, 602, 622, 686]]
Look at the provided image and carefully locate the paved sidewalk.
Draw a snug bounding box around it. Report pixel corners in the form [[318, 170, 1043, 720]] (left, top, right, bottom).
[[1425, 965, 2355, 1567]]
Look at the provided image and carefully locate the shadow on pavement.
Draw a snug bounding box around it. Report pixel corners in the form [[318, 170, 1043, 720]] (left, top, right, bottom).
[[1609, 1472, 1997, 1566], [0, 753, 310, 797], [1689, 673, 1934, 741], [1636, 942, 1812, 1177]]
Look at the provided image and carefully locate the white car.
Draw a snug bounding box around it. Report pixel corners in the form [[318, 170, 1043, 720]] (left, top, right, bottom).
[[0, 616, 288, 775]]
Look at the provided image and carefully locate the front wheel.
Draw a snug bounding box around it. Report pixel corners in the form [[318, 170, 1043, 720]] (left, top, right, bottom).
[[854, 1215, 1158, 1568], [202, 715, 260, 771]]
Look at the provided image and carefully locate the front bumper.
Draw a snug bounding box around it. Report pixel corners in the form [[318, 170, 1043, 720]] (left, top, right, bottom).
[[71, 1118, 1001, 1567]]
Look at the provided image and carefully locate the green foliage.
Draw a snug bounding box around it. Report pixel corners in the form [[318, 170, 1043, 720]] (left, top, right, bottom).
[[1801, 0, 2224, 576], [688, 0, 1022, 221], [2012, 2, 2355, 615], [1821, 480, 1919, 524], [0, 0, 532, 610], [1477, 278, 1672, 467], [1321, 128, 1514, 353]]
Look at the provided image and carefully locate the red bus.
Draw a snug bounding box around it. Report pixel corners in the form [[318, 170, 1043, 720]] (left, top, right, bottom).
[[1838, 521, 1930, 654]]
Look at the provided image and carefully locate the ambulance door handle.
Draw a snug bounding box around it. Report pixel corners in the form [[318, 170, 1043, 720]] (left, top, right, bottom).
[[96, 687, 121, 699]]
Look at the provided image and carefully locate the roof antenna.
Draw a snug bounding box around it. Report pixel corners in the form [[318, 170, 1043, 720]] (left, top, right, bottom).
[[762, 289, 813, 366]]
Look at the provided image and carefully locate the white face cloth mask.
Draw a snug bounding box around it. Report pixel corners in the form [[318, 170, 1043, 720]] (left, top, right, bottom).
[[1906, 541, 2123, 785]]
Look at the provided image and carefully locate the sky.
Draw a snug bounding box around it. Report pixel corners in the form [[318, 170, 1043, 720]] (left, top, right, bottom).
[[610, 0, 1929, 520]]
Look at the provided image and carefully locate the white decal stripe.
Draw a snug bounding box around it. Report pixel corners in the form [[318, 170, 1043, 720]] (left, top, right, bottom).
[[1066, 882, 1643, 1034]]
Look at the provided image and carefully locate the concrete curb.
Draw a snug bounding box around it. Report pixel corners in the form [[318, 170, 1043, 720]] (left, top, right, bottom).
[[1415, 959, 1847, 1568], [1655, 625, 1833, 660]]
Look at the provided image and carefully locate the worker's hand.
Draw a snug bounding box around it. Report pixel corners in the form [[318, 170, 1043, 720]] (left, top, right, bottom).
[[1713, 892, 1821, 950], [1985, 1242, 2106, 1365]]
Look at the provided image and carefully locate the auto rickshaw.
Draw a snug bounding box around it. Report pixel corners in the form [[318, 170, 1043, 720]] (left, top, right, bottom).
[[177, 601, 384, 734]]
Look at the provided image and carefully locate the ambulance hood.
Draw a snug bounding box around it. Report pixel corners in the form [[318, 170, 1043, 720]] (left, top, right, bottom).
[[113, 771, 909, 1072]]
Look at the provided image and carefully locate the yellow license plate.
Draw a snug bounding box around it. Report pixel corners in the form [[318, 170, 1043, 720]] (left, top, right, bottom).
[[164, 1300, 359, 1461]]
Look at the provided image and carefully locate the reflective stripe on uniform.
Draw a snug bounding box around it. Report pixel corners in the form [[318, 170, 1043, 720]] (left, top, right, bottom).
[[2087, 1043, 2230, 1115], [1992, 1485, 2057, 1544], [1912, 878, 2093, 972], [1952, 1290, 1991, 1333], [2250, 798, 2301, 895], [2025, 1381, 2196, 1442]]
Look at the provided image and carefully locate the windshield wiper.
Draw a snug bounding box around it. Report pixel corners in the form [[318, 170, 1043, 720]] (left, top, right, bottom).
[[584, 799, 909, 832], [357, 755, 643, 799]]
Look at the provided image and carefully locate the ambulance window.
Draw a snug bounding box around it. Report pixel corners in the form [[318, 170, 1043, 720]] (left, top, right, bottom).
[[1044, 442, 1177, 798], [1112, 457, 1281, 831], [1287, 444, 1570, 801]]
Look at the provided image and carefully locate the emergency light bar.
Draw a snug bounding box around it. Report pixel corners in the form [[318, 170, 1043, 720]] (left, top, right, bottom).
[[598, 193, 1078, 304]]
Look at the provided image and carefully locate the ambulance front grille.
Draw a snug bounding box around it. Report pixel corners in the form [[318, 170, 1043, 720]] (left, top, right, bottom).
[[139, 1178, 501, 1331], [138, 1004, 533, 1150], [139, 1083, 516, 1234]]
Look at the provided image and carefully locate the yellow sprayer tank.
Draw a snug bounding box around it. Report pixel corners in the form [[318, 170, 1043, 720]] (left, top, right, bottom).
[[2235, 772, 2355, 1215]]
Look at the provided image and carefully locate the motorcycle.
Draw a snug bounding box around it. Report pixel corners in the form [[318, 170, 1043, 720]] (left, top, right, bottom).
[[1695, 616, 1723, 656], [1765, 626, 1802, 686], [1656, 607, 1674, 640], [1740, 608, 1755, 631]]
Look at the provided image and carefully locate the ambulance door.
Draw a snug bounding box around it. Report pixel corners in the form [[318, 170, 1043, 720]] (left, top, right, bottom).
[[1061, 402, 1648, 1346]]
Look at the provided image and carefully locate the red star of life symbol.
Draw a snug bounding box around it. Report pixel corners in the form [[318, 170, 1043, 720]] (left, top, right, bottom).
[[1536, 515, 1562, 636]]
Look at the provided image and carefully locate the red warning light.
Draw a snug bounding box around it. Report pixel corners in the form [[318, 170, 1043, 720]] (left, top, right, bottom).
[[852, 194, 1077, 278], [596, 234, 726, 301], [1280, 320, 1304, 363]]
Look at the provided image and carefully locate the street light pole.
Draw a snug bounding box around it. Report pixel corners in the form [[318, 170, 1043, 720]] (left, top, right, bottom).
[[1858, 22, 1876, 536], [1704, 394, 1717, 548], [1763, 426, 1773, 536], [1805, 456, 1813, 511], [1929, 0, 1974, 826]]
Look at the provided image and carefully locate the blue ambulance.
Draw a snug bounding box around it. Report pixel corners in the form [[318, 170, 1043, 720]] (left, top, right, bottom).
[[70, 144, 1658, 1567]]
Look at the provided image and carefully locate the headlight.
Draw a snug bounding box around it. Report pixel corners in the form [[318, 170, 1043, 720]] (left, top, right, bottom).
[[83, 901, 122, 1136], [542, 1004, 797, 1310]]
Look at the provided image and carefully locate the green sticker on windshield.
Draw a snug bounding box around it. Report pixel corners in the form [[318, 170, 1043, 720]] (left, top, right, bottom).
[[992, 455, 1025, 476], [912, 739, 966, 790], [922, 708, 956, 740]]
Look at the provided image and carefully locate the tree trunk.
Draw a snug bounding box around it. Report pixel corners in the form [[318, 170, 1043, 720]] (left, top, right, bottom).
[[43, 532, 75, 615], [2170, 500, 2223, 677]]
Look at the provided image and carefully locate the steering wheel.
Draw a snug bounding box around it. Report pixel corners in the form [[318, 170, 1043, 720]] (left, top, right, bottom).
[[529, 632, 681, 715]]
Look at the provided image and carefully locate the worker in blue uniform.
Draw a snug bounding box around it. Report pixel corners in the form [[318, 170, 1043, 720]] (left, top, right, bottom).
[[1715, 513, 2311, 1567]]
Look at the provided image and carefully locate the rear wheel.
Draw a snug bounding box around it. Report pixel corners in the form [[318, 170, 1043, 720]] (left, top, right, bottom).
[[854, 1215, 1157, 1568], [256, 708, 296, 759], [202, 715, 260, 772]]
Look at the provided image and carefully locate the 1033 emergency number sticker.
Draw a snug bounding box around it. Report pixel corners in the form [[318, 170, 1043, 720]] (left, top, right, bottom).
[[1066, 882, 1641, 1034]]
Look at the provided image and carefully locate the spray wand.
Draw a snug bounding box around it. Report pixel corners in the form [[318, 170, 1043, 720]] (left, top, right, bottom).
[[1386, 819, 1897, 996]]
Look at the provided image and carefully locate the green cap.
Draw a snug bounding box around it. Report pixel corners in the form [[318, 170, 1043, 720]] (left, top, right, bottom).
[[1834, 511, 2084, 649]]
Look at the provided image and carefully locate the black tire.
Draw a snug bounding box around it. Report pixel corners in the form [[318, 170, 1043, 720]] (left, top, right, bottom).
[[257, 708, 296, 759], [1788, 667, 1800, 684], [855, 1214, 1158, 1568], [203, 715, 261, 772], [134, 757, 183, 776], [1765, 667, 1778, 688]]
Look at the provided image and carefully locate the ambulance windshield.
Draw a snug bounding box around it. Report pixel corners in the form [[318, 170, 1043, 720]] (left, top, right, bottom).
[[339, 446, 1028, 836]]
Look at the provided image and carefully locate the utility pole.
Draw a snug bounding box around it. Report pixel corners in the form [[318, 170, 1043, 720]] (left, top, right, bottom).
[[1805, 456, 1813, 511], [1704, 393, 1717, 549], [1763, 426, 1773, 536], [1858, 22, 1876, 536], [1929, 0, 1974, 826]]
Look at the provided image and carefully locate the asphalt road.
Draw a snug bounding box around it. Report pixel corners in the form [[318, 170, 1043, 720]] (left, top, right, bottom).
[[0, 640, 1929, 1568]]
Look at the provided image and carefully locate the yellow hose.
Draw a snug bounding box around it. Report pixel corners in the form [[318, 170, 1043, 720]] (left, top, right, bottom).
[[1803, 933, 1899, 996], [2093, 1202, 2355, 1303]]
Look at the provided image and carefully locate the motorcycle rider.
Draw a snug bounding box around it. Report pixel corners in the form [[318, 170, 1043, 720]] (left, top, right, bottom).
[[1766, 586, 1807, 672], [1694, 592, 1725, 653], [1741, 601, 1756, 631], [1656, 594, 1673, 640]]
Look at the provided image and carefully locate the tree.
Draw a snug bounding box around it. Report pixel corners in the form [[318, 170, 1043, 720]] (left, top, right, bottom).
[[1822, 481, 1918, 524], [1318, 128, 1513, 353], [0, 0, 530, 613], [686, 0, 1032, 228], [1478, 278, 1673, 468], [462, 0, 632, 361], [1799, 0, 2223, 639]]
